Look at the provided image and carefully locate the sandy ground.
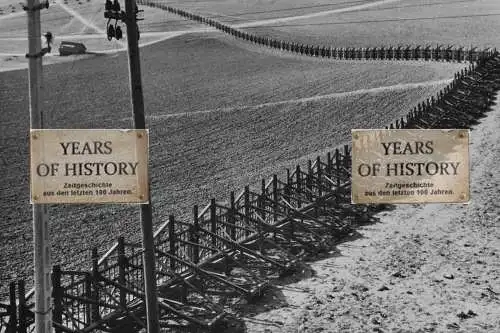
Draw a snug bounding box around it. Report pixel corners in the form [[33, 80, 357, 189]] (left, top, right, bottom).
[[240, 97, 500, 332]]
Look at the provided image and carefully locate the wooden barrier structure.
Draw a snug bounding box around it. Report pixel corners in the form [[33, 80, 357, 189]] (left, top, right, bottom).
[[2, 146, 360, 333]]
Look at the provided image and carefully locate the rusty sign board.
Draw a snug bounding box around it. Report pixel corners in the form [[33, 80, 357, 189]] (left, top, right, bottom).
[[30, 129, 149, 204], [351, 129, 469, 204]]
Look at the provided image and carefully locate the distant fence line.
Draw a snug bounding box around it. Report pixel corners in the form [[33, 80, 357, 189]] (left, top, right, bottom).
[[138, 0, 497, 64], [1, 5, 500, 333]]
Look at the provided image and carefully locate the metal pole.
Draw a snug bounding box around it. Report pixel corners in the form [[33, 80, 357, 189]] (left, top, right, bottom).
[[124, 0, 159, 332], [27, 0, 52, 332]]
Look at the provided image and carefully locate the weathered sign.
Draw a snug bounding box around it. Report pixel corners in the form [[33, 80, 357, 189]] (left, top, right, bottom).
[[351, 129, 469, 204], [30, 129, 149, 204]]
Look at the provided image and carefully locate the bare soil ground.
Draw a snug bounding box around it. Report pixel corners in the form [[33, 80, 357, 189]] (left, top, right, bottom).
[[0, 31, 465, 296], [236, 95, 500, 333]]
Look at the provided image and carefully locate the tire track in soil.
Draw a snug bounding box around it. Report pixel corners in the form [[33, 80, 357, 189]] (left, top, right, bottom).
[[131, 79, 451, 120]]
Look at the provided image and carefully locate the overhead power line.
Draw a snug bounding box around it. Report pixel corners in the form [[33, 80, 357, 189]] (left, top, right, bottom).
[[242, 12, 500, 29], [222, 0, 472, 17]]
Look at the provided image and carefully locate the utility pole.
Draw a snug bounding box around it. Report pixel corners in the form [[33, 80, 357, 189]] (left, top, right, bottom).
[[26, 0, 52, 332], [123, 0, 159, 331]]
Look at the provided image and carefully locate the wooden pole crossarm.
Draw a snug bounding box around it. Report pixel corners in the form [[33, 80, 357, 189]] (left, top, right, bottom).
[[23, 1, 49, 12]]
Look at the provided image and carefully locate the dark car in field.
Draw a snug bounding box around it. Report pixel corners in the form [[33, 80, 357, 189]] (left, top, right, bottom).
[[59, 41, 87, 56]]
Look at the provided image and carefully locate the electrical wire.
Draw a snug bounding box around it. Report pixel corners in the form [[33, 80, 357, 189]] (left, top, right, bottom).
[[162, 0, 475, 20], [136, 0, 490, 28], [210, 0, 369, 17], [241, 12, 500, 29]]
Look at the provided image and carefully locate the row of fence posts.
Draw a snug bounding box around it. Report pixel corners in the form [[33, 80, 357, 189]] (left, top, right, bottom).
[[19, 144, 351, 332], [385, 60, 490, 130], [139, 0, 497, 63], [48, 237, 135, 332]]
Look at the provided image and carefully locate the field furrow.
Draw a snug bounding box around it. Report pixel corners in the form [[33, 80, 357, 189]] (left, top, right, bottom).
[[0, 32, 465, 294]]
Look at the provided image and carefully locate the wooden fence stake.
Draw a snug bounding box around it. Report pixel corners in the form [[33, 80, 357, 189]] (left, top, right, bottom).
[[117, 236, 127, 307], [168, 216, 176, 272], [335, 148, 340, 205], [91, 248, 100, 322], [317, 156, 323, 198], [18, 280, 27, 333], [84, 267, 92, 325], [258, 179, 266, 251], [307, 160, 313, 201], [327, 152, 332, 175], [8, 282, 17, 333], [261, 179, 266, 222], [229, 191, 236, 240], [244, 186, 251, 238], [52, 265, 63, 333], [210, 198, 217, 248], [296, 165, 302, 208], [344, 145, 350, 169], [191, 205, 200, 264], [272, 175, 278, 223]]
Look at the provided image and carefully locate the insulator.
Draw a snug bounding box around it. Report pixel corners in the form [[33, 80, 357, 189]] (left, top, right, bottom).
[[115, 26, 123, 40], [105, 0, 113, 11], [107, 24, 115, 41]]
